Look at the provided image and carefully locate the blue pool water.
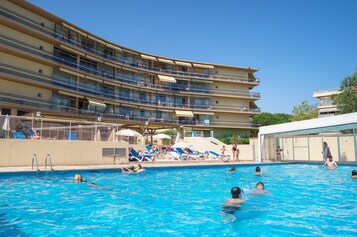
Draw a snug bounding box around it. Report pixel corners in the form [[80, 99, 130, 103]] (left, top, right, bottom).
[[0, 164, 356, 236]]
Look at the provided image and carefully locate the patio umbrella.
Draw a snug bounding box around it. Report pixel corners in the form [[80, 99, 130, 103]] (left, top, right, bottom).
[[2, 115, 10, 139], [172, 142, 191, 148], [153, 133, 171, 139], [115, 129, 142, 137]]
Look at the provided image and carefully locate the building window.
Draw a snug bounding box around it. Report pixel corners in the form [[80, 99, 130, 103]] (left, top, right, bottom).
[[40, 22, 45, 27], [216, 116, 219, 119], [37, 93, 42, 98], [39, 45, 44, 50], [1, 108, 11, 115], [216, 101, 218, 104], [38, 69, 43, 74]]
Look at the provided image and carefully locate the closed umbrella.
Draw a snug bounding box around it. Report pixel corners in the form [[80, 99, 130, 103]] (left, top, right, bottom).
[[2, 115, 10, 139], [107, 129, 116, 141], [95, 129, 101, 141], [153, 133, 171, 139], [174, 132, 180, 144]]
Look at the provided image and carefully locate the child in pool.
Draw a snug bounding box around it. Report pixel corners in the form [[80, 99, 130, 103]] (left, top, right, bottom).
[[320, 157, 338, 170], [352, 170, 357, 179], [252, 182, 269, 195]]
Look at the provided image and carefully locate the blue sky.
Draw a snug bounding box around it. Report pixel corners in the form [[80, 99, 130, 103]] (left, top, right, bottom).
[[29, 0, 357, 114]]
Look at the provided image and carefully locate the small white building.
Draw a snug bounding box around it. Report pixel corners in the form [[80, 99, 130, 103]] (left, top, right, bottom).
[[313, 90, 340, 117], [258, 112, 357, 163]]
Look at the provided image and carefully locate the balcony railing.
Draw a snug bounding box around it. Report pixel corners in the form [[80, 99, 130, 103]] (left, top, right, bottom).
[[0, 62, 261, 114], [0, 34, 261, 101], [0, 5, 260, 84], [0, 91, 257, 128]]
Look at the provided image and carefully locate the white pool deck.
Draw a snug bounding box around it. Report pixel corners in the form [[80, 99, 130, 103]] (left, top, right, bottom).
[[0, 160, 274, 173]]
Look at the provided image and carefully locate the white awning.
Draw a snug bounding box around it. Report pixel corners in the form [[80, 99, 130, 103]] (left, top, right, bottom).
[[105, 43, 122, 51], [158, 58, 175, 65], [192, 63, 214, 69], [175, 110, 194, 117], [62, 22, 87, 36], [158, 75, 176, 83], [175, 61, 192, 67], [141, 54, 157, 61], [86, 97, 106, 108]]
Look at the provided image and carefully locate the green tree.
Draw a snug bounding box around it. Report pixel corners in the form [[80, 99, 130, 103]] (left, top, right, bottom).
[[332, 69, 357, 114], [291, 100, 318, 121], [251, 112, 292, 126]]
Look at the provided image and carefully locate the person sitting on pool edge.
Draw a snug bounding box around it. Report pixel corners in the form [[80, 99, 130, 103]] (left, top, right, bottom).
[[352, 170, 357, 179], [73, 174, 96, 186], [319, 157, 338, 170], [255, 166, 262, 176], [252, 182, 269, 195], [228, 167, 236, 172], [121, 165, 136, 173]]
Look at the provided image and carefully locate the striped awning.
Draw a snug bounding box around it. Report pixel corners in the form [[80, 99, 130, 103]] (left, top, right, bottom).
[[158, 75, 176, 83], [175, 110, 194, 117]]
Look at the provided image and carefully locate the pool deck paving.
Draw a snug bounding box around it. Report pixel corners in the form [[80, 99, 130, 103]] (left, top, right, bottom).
[[0, 159, 269, 173]]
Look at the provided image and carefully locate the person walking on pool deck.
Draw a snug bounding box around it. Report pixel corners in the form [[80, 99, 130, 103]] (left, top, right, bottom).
[[232, 144, 240, 161], [276, 146, 283, 161], [322, 142, 332, 161]]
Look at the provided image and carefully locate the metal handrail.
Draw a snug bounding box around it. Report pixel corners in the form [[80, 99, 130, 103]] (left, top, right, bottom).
[[45, 154, 54, 171], [32, 154, 40, 172]]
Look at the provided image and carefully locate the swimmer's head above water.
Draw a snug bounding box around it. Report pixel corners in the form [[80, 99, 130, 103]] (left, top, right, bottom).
[[74, 173, 84, 182], [229, 167, 236, 172], [352, 170, 357, 177], [256, 182, 265, 190], [231, 187, 243, 199], [256, 167, 261, 172]]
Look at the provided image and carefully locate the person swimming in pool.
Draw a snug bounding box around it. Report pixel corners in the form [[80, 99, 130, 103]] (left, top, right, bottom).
[[73, 174, 96, 186], [252, 182, 268, 195], [352, 170, 357, 179], [320, 157, 338, 170], [135, 164, 143, 171], [255, 166, 262, 176], [228, 167, 236, 172], [222, 187, 245, 215]]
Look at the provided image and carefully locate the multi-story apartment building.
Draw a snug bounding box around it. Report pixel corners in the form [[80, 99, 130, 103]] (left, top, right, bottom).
[[313, 90, 339, 118], [0, 0, 260, 138]]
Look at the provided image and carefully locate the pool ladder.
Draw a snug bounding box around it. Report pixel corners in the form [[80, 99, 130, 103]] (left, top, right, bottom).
[[32, 154, 54, 173]]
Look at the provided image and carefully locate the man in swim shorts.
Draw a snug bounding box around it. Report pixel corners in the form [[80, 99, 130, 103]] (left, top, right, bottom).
[[222, 187, 245, 215], [320, 157, 338, 170], [352, 170, 357, 179]]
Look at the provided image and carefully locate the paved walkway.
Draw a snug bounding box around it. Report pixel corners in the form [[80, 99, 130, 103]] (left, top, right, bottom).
[[0, 160, 262, 173]]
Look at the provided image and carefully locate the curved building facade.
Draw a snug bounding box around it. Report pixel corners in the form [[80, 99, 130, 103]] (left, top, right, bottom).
[[0, 0, 260, 138]]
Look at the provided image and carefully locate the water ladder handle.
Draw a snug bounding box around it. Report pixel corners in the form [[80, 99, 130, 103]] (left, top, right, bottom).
[[45, 154, 53, 171], [32, 154, 39, 172]]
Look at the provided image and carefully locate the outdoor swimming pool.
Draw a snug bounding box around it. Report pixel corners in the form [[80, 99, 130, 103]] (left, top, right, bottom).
[[0, 164, 356, 236]]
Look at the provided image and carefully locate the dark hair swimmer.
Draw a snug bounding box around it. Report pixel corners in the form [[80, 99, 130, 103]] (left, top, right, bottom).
[[352, 170, 357, 178], [229, 167, 236, 172], [256, 167, 261, 172], [231, 187, 243, 198]]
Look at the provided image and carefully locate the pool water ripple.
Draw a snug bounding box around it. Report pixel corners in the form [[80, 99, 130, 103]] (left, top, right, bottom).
[[0, 164, 356, 236]]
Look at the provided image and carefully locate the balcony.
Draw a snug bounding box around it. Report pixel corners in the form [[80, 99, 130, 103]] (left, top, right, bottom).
[[0, 34, 261, 102], [0, 5, 260, 84], [0, 91, 258, 128], [0, 60, 261, 114]]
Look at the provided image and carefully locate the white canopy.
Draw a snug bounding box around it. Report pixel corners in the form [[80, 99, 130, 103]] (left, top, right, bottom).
[[153, 133, 171, 139], [116, 129, 142, 137]]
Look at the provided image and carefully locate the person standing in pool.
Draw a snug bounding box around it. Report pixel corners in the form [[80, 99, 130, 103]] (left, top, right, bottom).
[[322, 142, 332, 161], [352, 170, 357, 179], [255, 166, 262, 176], [222, 187, 245, 219], [320, 157, 338, 170]]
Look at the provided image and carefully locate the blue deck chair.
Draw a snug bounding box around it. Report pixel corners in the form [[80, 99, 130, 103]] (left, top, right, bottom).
[[14, 131, 26, 139], [66, 131, 78, 140], [145, 145, 152, 152], [130, 148, 155, 162], [209, 151, 229, 161]]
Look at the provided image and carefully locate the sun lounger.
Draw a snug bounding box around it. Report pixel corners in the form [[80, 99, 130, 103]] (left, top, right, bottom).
[[65, 131, 78, 140], [208, 151, 230, 161], [14, 131, 26, 139], [130, 148, 155, 162], [165, 151, 181, 160]]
